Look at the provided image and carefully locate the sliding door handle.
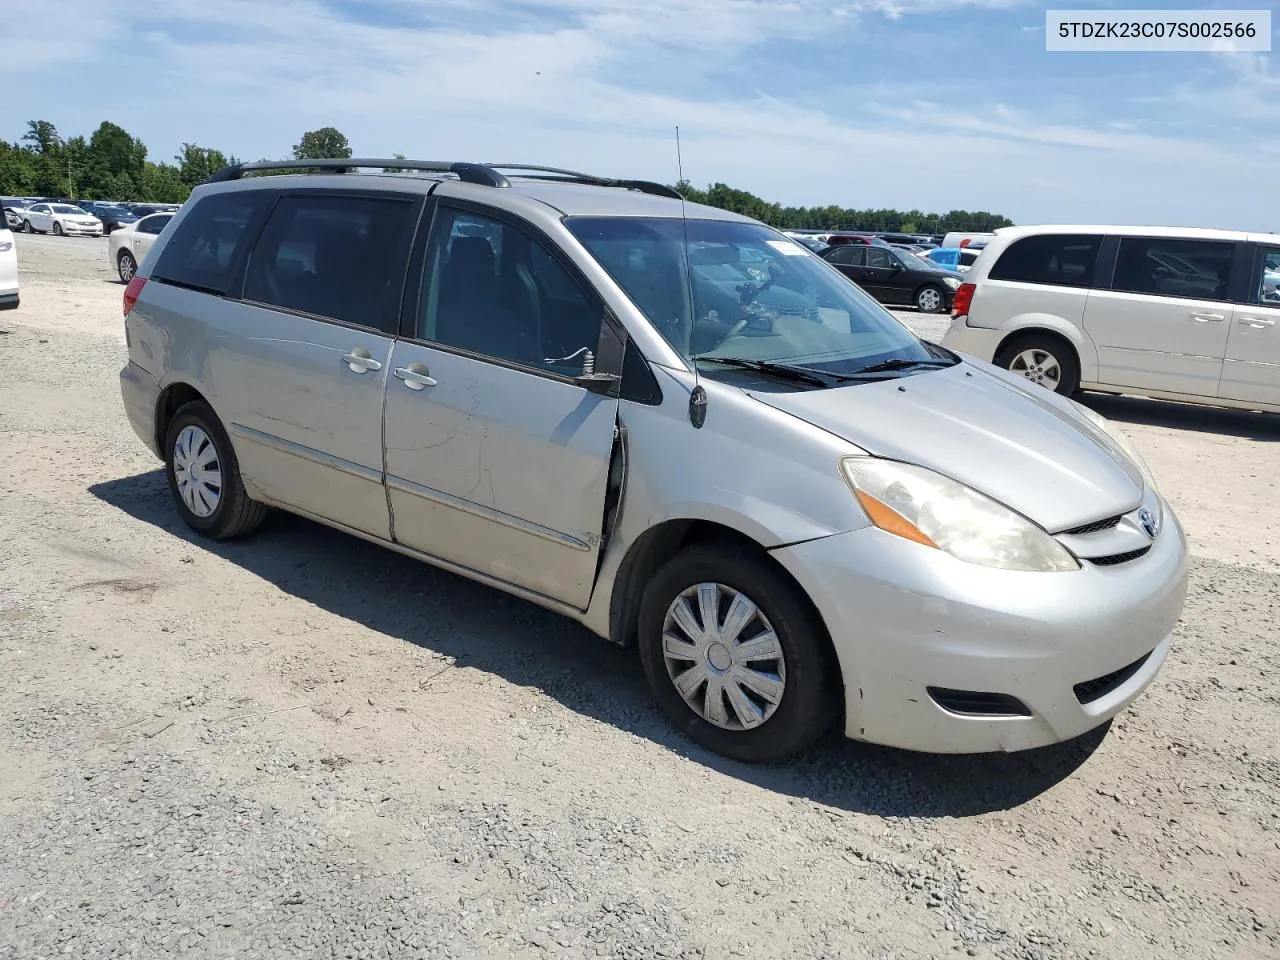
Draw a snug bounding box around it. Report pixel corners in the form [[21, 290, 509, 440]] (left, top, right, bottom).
[[1237, 316, 1275, 328]]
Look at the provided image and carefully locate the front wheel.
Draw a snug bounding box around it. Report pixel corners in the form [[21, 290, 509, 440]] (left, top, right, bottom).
[[21, 220, 34, 234], [915, 284, 945, 313], [163, 400, 267, 540], [117, 250, 137, 283], [637, 545, 841, 762], [52, 221, 63, 237], [995, 333, 1081, 396]]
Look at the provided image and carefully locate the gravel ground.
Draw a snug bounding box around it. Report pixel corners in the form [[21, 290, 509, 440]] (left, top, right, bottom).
[[1, 233, 1278, 960]]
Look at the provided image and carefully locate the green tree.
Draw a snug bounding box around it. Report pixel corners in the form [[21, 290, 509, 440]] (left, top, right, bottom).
[[292, 127, 352, 160], [23, 120, 61, 155], [139, 163, 190, 203], [175, 143, 230, 186]]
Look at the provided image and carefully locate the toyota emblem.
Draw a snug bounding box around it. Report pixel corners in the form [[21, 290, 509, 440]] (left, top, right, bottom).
[[1138, 507, 1159, 539]]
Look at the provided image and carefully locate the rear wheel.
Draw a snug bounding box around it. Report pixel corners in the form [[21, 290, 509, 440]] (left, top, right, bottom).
[[163, 400, 267, 539], [637, 545, 841, 762], [995, 332, 1080, 396], [915, 284, 945, 313], [117, 251, 137, 283]]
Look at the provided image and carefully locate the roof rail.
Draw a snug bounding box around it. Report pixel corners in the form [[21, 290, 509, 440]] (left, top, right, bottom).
[[205, 159, 510, 187], [203, 159, 683, 199], [485, 164, 684, 200]]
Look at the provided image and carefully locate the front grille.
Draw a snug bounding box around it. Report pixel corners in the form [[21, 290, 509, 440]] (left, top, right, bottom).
[[1062, 515, 1123, 535], [1073, 651, 1153, 704], [927, 687, 1032, 717], [1087, 547, 1151, 566]]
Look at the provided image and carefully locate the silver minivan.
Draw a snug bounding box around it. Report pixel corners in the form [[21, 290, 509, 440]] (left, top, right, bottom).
[[119, 160, 1189, 762]]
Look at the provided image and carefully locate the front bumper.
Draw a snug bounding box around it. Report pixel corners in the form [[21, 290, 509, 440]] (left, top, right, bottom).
[[120, 360, 161, 458], [939, 315, 1002, 363], [771, 507, 1189, 754], [61, 223, 103, 236]]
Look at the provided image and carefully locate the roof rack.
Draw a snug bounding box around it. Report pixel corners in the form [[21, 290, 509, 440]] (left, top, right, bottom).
[[484, 164, 684, 200], [205, 159, 510, 187], [203, 159, 683, 199]]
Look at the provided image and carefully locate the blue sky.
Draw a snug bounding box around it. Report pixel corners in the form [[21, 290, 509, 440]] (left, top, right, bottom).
[[4, 0, 1277, 228]]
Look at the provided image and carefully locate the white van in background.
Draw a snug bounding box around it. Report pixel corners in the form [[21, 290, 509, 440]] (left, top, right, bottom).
[[0, 227, 18, 310], [941, 231, 996, 250], [941, 224, 1280, 412]]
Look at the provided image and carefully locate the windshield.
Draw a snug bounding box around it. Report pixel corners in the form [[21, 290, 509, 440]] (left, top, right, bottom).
[[566, 217, 936, 375]]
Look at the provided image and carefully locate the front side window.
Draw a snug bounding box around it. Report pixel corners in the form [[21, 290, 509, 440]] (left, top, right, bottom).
[[566, 217, 935, 375], [989, 234, 1101, 288], [865, 247, 896, 269], [242, 194, 415, 332], [1112, 237, 1235, 302], [419, 208, 603, 375], [152, 191, 271, 295], [1256, 248, 1280, 305]]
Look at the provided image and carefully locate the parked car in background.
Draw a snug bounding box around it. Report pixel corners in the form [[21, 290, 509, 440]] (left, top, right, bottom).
[[823, 233, 892, 247], [80, 202, 140, 234], [2, 199, 29, 229], [941, 224, 1280, 411], [926, 246, 984, 272], [941, 231, 996, 250], [0, 226, 18, 310], [822, 243, 965, 313], [789, 235, 829, 254], [19, 202, 104, 236], [117, 158, 1188, 763], [109, 212, 174, 282]]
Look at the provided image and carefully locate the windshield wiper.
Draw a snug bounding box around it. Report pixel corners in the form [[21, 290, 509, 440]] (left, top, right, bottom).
[[848, 357, 956, 375], [696, 356, 851, 387]]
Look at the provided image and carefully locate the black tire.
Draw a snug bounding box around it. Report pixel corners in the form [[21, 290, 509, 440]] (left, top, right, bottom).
[[52, 222, 63, 237], [914, 284, 946, 314], [21, 220, 33, 234], [637, 544, 841, 762], [163, 400, 267, 539], [995, 332, 1081, 396], [117, 251, 137, 284]]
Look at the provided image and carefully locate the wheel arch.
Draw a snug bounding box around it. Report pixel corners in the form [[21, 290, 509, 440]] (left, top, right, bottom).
[[605, 518, 833, 657], [153, 381, 213, 456], [993, 315, 1098, 381]]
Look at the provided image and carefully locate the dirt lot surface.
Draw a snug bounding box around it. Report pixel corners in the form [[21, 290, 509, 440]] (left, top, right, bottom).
[[2, 233, 1278, 960]]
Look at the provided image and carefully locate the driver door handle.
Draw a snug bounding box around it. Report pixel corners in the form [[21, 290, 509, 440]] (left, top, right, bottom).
[[1189, 312, 1224, 323], [342, 350, 382, 374], [394, 365, 437, 390]]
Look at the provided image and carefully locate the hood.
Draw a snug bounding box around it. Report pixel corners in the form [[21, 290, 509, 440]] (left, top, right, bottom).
[[748, 363, 1143, 533]]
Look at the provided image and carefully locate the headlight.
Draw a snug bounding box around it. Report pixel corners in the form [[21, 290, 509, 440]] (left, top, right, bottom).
[[943, 277, 961, 289], [840, 457, 1079, 572], [1070, 402, 1158, 493]]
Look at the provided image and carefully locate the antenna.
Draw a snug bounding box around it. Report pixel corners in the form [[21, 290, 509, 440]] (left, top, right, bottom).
[[675, 125, 685, 185], [673, 125, 705, 426]]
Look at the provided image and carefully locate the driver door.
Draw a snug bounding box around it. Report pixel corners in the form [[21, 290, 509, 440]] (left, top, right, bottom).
[[27, 204, 52, 231], [382, 204, 621, 609]]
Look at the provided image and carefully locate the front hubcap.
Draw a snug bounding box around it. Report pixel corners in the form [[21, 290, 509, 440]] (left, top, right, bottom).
[[1009, 348, 1062, 390], [662, 582, 786, 731], [173, 425, 222, 518], [918, 288, 941, 312]]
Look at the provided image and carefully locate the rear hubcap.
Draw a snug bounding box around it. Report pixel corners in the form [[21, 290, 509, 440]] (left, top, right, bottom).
[[662, 582, 787, 731], [173, 425, 222, 518], [1009, 348, 1062, 390]]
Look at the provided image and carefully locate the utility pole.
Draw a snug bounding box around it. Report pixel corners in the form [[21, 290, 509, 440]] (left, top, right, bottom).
[[67, 157, 74, 199]]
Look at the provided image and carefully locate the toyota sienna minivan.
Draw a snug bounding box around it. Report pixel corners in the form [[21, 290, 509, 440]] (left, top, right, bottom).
[[118, 160, 1189, 762]]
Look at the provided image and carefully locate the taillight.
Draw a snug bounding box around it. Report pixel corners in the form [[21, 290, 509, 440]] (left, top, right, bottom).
[[123, 276, 147, 317], [951, 282, 975, 319]]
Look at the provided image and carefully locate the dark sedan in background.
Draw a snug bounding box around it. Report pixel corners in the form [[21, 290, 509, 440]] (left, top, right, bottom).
[[78, 202, 139, 233], [821, 243, 966, 313]]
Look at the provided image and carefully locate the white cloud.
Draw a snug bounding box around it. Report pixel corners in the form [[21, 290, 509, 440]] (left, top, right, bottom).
[[5, 0, 1279, 229]]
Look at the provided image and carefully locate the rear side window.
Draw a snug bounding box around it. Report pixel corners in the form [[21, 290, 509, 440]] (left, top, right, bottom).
[[152, 192, 270, 294], [988, 234, 1101, 288], [825, 246, 863, 266], [242, 194, 417, 332], [1112, 237, 1235, 302], [137, 214, 170, 235]]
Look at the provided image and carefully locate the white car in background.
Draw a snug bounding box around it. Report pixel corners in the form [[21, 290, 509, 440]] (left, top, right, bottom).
[[21, 202, 103, 237], [0, 227, 18, 310], [109, 212, 174, 282]]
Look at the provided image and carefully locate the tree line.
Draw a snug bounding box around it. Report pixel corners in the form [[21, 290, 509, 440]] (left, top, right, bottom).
[[0, 119, 1014, 232]]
